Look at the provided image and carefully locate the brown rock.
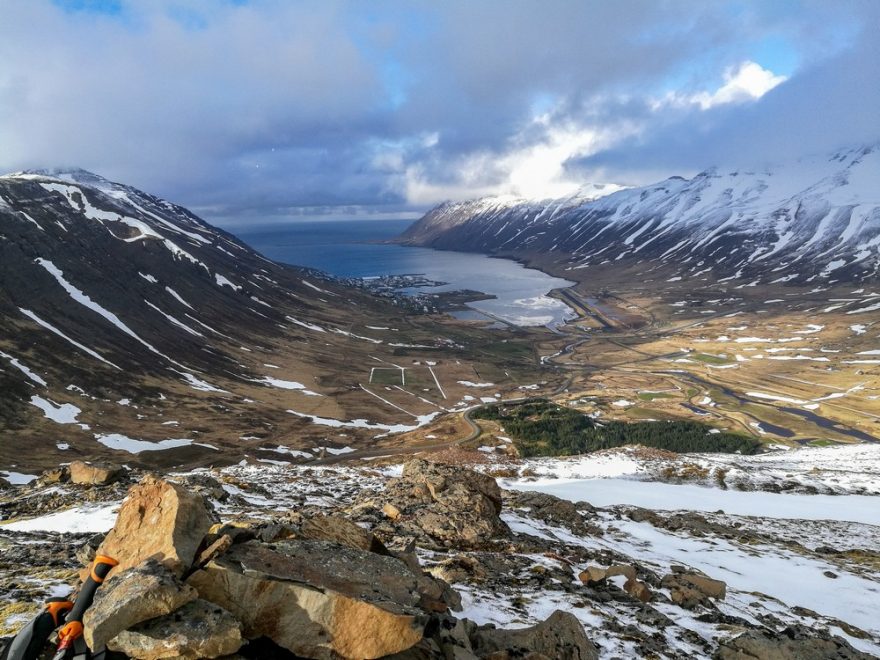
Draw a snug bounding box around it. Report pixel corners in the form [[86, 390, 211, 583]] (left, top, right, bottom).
[[69, 461, 122, 486], [383, 503, 402, 520], [679, 573, 726, 599], [301, 513, 390, 555], [623, 578, 652, 603], [108, 599, 243, 660], [669, 584, 706, 609], [96, 475, 214, 578], [470, 610, 598, 660], [429, 556, 488, 584], [606, 564, 637, 581], [194, 535, 233, 569], [662, 571, 726, 609], [403, 460, 502, 514], [84, 559, 197, 651], [578, 566, 607, 585], [188, 540, 430, 659], [374, 460, 508, 549], [206, 522, 255, 546], [38, 467, 70, 485]]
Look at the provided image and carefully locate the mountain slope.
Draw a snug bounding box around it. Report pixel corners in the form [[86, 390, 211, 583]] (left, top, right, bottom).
[[0, 170, 548, 472], [400, 145, 880, 284]]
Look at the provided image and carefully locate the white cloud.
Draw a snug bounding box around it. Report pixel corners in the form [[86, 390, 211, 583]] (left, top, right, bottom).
[[656, 61, 787, 111], [397, 111, 635, 205], [395, 60, 788, 206], [696, 61, 788, 108]]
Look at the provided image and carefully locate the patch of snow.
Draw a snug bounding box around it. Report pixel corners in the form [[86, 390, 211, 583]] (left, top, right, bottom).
[[19, 308, 121, 369], [321, 446, 356, 456], [0, 471, 38, 485], [286, 409, 440, 435], [0, 350, 47, 386], [2, 503, 120, 533], [302, 279, 335, 295], [29, 396, 80, 423], [35, 259, 184, 367], [255, 377, 321, 396], [165, 286, 194, 309], [95, 433, 215, 454], [176, 371, 226, 393], [847, 301, 880, 314], [215, 273, 242, 291], [285, 316, 326, 333]]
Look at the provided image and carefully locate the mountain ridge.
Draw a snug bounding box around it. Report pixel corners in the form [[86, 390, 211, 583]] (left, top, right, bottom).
[[0, 169, 554, 473], [399, 144, 880, 284]]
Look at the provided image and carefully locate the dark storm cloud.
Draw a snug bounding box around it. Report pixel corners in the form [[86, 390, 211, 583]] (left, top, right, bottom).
[[0, 1, 875, 221]]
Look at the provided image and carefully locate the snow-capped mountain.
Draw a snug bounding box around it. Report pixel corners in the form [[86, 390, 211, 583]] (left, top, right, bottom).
[[400, 145, 880, 284], [0, 168, 396, 465], [0, 168, 325, 382]]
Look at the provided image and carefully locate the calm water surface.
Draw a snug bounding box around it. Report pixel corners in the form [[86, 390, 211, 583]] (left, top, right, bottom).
[[226, 219, 575, 327]]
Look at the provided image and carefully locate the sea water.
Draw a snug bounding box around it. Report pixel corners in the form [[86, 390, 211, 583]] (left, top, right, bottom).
[[227, 219, 575, 327]]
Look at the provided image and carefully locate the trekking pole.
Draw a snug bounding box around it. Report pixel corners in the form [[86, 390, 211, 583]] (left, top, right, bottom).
[[51, 555, 118, 660], [2, 598, 73, 660]]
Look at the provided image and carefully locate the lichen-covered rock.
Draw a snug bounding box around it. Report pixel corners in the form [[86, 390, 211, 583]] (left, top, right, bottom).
[[108, 599, 243, 660], [359, 460, 508, 550], [95, 475, 214, 577], [403, 460, 502, 514], [84, 559, 197, 651]]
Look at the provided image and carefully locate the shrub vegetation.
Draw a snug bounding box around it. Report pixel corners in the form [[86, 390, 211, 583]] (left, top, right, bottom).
[[472, 399, 760, 457]]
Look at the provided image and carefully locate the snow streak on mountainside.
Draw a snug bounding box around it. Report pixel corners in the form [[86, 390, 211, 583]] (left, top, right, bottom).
[[0, 168, 362, 437], [400, 145, 880, 284]]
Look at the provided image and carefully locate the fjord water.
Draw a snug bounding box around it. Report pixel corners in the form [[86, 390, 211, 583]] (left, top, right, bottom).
[[228, 219, 575, 327]]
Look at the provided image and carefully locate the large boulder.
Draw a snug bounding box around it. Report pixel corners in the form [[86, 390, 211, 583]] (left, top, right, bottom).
[[69, 460, 123, 486], [96, 475, 214, 577], [84, 559, 197, 650], [108, 599, 243, 660], [402, 460, 503, 514], [188, 539, 434, 659], [470, 610, 598, 660], [365, 460, 508, 550]]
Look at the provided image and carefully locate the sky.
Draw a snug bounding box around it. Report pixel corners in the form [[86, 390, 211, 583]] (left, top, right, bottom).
[[0, 0, 877, 224]]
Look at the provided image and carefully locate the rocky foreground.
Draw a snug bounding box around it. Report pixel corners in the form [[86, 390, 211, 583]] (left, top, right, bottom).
[[1, 455, 878, 659]]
